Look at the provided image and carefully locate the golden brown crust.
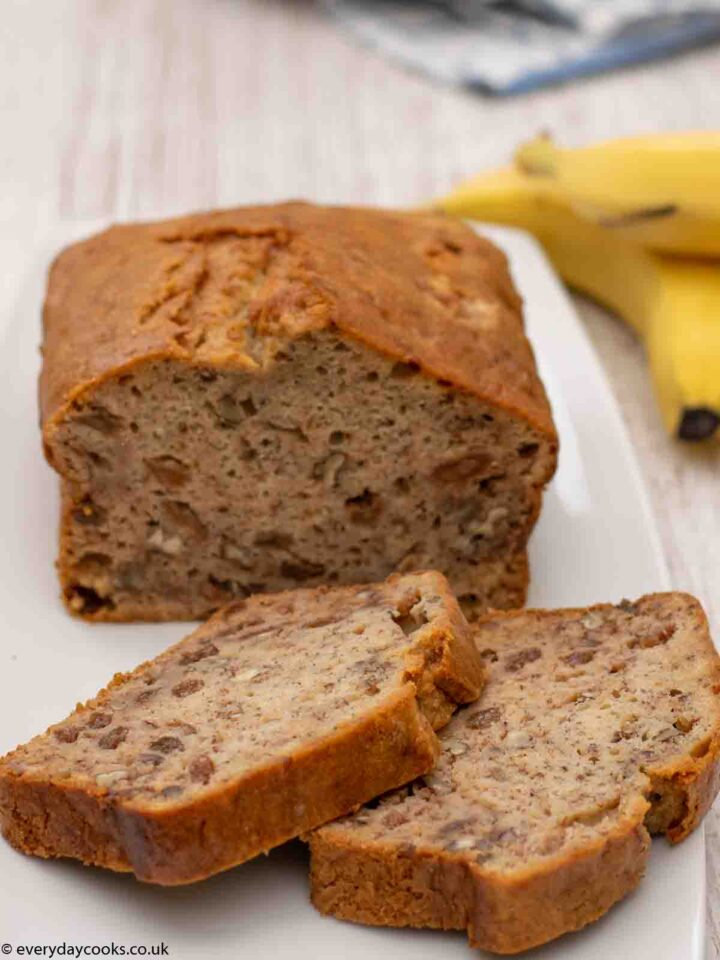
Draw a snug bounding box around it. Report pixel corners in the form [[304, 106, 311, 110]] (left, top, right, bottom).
[[308, 593, 720, 954], [0, 688, 438, 885], [0, 573, 485, 885], [310, 806, 650, 954], [40, 203, 555, 449]]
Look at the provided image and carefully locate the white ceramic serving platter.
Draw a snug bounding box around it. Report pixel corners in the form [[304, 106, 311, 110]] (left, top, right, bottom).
[[0, 223, 703, 960]]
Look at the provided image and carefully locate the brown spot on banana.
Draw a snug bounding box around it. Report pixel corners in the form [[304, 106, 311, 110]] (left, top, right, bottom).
[[598, 205, 679, 228]]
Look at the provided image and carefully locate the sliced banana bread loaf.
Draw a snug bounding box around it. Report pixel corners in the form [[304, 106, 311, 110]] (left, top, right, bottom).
[[0, 572, 484, 885], [309, 593, 720, 954], [41, 202, 557, 621]]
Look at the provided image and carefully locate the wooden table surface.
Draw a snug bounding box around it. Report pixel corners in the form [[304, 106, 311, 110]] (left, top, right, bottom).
[[3, 0, 719, 952]]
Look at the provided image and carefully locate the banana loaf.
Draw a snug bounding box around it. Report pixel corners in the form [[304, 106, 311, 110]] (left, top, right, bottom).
[[309, 593, 720, 954], [40, 202, 557, 621], [0, 572, 484, 885]]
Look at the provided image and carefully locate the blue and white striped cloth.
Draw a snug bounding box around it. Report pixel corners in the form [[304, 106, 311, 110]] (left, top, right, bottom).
[[321, 0, 720, 94]]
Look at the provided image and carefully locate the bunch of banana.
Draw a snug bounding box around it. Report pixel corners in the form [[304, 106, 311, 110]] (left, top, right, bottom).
[[434, 133, 720, 441]]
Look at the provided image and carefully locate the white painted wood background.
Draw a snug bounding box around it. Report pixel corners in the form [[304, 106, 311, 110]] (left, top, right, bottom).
[[2, 0, 719, 953]]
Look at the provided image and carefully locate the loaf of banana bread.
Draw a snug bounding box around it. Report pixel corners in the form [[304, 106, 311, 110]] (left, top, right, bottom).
[[41, 202, 557, 620]]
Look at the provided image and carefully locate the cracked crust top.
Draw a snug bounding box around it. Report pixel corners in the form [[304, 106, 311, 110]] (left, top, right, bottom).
[[39, 202, 555, 445]]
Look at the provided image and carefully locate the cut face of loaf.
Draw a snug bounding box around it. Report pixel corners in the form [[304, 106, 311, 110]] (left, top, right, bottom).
[[40, 203, 557, 620], [0, 572, 484, 885], [309, 593, 720, 955]]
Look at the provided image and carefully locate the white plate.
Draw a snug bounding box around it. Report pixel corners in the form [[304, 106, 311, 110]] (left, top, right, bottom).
[[0, 223, 703, 960]]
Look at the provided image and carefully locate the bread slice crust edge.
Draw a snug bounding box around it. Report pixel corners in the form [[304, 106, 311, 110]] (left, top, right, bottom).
[[0, 572, 484, 885], [308, 593, 720, 954]]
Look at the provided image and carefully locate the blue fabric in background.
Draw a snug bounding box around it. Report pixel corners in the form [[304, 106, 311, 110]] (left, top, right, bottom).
[[320, 0, 720, 94]]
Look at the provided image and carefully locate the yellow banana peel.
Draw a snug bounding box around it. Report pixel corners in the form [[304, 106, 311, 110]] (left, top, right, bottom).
[[436, 166, 720, 441], [515, 132, 720, 256]]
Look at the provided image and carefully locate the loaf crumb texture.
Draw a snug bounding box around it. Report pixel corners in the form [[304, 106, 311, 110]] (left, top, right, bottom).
[[0, 572, 484, 885], [310, 593, 720, 954]]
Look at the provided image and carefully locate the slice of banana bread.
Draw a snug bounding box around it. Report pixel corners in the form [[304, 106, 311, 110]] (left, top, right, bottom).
[[309, 593, 720, 954], [0, 572, 484, 885], [40, 202, 557, 621]]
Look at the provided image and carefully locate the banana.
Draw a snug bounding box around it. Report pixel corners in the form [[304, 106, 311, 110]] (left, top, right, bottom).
[[436, 167, 720, 441], [515, 133, 720, 257]]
